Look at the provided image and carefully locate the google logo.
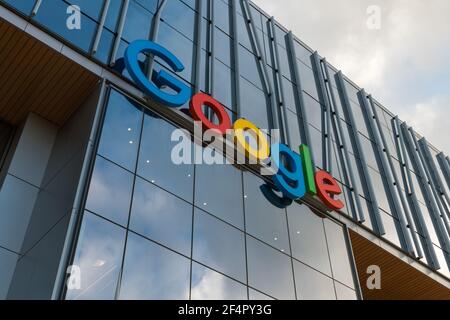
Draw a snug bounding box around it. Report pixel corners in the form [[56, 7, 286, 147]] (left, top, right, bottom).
[[124, 40, 344, 212]]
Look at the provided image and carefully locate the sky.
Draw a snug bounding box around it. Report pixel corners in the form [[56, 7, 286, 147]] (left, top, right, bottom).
[[252, 0, 450, 153]]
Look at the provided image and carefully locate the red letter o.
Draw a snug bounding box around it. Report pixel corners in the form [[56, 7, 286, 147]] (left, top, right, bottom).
[[189, 93, 232, 135]]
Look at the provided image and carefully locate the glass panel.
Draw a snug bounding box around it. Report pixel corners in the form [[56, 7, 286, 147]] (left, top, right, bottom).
[[215, 28, 232, 67], [380, 211, 401, 248], [239, 78, 269, 130], [122, 0, 154, 43], [293, 261, 336, 300], [161, 0, 196, 41], [323, 220, 355, 289], [137, 110, 194, 202], [119, 232, 190, 300], [66, 213, 126, 300], [248, 289, 274, 300], [193, 209, 246, 283], [214, 60, 234, 110], [334, 282, 357, 300], [98, 89, 143, 171], [303, 94, 322, 131], [243, 172, 290, 252], [1, 0, 35, 15], [191, 263, 247, 300], [287, 203, 332, 276], [195, 153, 244, 229], [246, 236, 296, 300], [85, 156, 134, 227], [129, 177, 193, 256]]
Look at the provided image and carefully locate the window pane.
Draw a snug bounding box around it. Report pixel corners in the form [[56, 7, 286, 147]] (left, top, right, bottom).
[[334, 282, 357, 300], [129, 177, 193, 256], [247, 236, 295, 300], [122, 1, 154, 43], [293, 261, 336, 300], [287, 203, 332, 276], [66, 213, 126, 300], [195, 156, 244, 229], [240, 78, 269, 130], [137, 111, 194, 202], [161, 0, 196, 41], [191, 263, 247, 300], [324, 220, 355, 289], [243, 172, 290, 252], [193, 209, 246, 283], [98, 89, 143, 171], [118, 232, 190, 300], [86, 157, 134, 226]]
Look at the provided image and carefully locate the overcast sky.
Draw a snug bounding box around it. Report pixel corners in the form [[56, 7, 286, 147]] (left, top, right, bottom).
[[252, 0, 450, 153]]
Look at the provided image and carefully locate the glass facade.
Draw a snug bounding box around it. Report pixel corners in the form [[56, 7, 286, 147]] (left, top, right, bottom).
[[65, 88, 358, 300], [0, 0, 449, 299]]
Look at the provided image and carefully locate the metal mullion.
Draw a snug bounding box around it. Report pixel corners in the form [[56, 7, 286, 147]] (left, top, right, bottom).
[[336, 72, 385, 235], [401, 123, 450, 265], [437, 152, 450, 190], [286, 32, 315, 165], [312, 52, 332, 172], [360, 91, 414, 254], [193, 0, 204, 92], [269, 18, 290, 146], [231, 0, 241, 117], [418, 138, 450, 211], [241, 0, 279, 131], [110, 0, 130, 66], [91, 0, 111, 55], [368, 96, 423, 258], [410, 131, 450, 235], [393, 117, 439, 268], [146, 0, 168, 79], [31, 0, 43, 16], [322, 60, 365, 222]]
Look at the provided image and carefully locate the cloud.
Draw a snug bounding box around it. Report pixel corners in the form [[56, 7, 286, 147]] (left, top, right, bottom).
[[252, 0, 450, 153]]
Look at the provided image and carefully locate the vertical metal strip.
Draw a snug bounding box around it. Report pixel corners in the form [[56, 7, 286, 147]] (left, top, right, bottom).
[[418, 138, 450, 211], [91, 0, 111, 55], [437, 152, 450, 190], [31, 0, 42, 16], [393, 117, 440, 269], [410, 131, 450, 234], [241, 0, 279, 131], [359, 91, 414, 254], [336, 72, 385, 236], [193, 0, 204, 92], [323, 61, 365, 222], [312, 52, 332, 171], [207, 0, 215, 96], [368, 96, 423, 258], [146, 0, 168, 79], [286, 32, 315, 164], [269, 18, 290, 146], [52, 80, 109, 299], [110, 0, 130, 66], [231, 0, 241, 117], [401, 123, 450, 266]]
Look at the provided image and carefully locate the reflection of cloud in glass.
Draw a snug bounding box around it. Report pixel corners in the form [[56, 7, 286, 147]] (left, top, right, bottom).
[[66, 213, 126, 300], [191, 264, 247, 300], [86, 157, 134, 226], [118, 233, 190, 300], [130, 178, 192, 256]]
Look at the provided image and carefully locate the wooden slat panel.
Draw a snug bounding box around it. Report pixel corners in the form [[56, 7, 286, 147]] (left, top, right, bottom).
[[350, 230, 450, 300], [0, 18, 100, 126]]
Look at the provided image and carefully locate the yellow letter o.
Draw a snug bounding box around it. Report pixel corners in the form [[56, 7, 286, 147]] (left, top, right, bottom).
[[233, 118, 270, 162]]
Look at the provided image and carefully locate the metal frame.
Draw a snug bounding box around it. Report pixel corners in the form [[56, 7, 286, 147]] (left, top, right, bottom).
[[31, 0, 42, 17], [91, 0, 111, 55], [367, 95, 423, 258], [193, 0, 204, 92], [322, 61, 366, 223], [335, 72, 385, 236], [359, 91, 415, 254], [286, 32, 315, 164], [437, 152, 450, 190], [146, 0, 168, 79], [312, 52, 332, 172], [109, 0, 130, 66], [401, 122, 450, 267], [267, 18, 290, 146], [231, 0, 241, 117], [392, 117, 440, 269], [241, 0, 279, 131]]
